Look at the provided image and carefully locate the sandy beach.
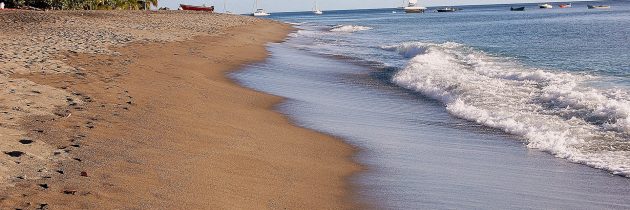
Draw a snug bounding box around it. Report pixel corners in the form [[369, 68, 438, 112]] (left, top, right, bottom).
[[0, 11, 360, 209]]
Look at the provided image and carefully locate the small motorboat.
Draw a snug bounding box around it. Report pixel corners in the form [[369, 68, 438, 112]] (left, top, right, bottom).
[[539, 3, 553, 9], [436, 7, 459, 12], [179, 4, 214, 12], [559, 3, 571, 8], [510, 6, 525, 11], [588, 5, 610, 9]]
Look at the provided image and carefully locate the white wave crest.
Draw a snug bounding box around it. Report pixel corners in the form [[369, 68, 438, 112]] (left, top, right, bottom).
[[330, 25, 373, 33], [390, 41, 630, 177], [382, 42, 463, 58], [286, 21, 308, 26]]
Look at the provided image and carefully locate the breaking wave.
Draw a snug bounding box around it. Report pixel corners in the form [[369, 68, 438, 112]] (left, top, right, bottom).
[[287, 21, 308, 26], [385, 41, 630, 177], [330, 25, 373, 33]]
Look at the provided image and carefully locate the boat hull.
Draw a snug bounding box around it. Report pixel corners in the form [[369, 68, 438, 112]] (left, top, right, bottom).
[[510, 7, 525, 11], [180, 4, 214, 12], [588, 5, 610, 9], [437, 8, 457, 12], [404, 7, 426, 13]]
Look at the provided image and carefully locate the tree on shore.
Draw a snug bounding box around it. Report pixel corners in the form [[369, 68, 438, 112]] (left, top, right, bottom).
[[142, 0, 157, 10], [2, 0, 158, 10]]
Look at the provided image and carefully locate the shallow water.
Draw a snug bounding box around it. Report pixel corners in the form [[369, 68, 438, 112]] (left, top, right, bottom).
[[233, 44, 630, 209], [233, 1, 630, 208]]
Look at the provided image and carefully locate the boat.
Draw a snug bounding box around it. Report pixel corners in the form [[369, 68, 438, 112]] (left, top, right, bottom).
[[588, 5, 610, 9], [539, 3, 553, 9], [313, 0, 323, 15], [179, 4, 214, 12], [510, 6, 525, 11], [223, 0, 232, 14], [436, 7, 459, 12], [559, 3, 571, 8], [252, 8, 270, 16], [252, 0, 270, 16], [404, 0, 427, 13]]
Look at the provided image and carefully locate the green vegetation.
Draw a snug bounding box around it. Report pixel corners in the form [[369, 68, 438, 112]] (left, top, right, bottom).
[[2, 0, 158, 10]]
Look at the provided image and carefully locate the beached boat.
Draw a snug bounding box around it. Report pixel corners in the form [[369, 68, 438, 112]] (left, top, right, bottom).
[[252, 0, 270, 16], [559, 3, 571, 8], [436, 7, 459, 12], [539, 3, 553, 9], [510, 6, 525, 11], [588, 5, 610, 9], [404, 0, 427, 13], [179, 4, 214, 12], [313, 0, 323, 15]]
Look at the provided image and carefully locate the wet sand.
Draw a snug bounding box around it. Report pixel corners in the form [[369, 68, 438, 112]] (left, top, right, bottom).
[[0, 11, 360, 209]]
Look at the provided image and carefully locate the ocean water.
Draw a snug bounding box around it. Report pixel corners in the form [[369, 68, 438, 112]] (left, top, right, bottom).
[[232, 1, 630, 209]]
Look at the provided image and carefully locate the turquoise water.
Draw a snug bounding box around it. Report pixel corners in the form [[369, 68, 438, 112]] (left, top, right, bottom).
[[233, 1, 630, 208]]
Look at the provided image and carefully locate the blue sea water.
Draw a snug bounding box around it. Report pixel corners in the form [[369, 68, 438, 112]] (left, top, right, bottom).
[[233, 1, 630, 209]]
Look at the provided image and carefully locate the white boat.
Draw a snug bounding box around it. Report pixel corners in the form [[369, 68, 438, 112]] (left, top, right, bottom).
[[404, 0, 427, 13], [313, 0, 323, 15], [223, 0, 232, 14], [539, 3, 553, 9], [253, 8, 270, 16], [252, 0, 270, 16]]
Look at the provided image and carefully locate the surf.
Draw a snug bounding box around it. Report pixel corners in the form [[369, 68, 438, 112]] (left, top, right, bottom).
[[330, 25, 373, 33], [386, 41, 630, 177]]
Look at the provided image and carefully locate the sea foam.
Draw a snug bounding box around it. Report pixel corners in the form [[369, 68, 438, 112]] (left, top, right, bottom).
[[330, 25, 373, 33], [386, 41, 630, 177]]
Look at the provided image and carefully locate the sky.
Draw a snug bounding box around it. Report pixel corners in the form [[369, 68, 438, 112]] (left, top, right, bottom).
[[161, 0, 583, 14]]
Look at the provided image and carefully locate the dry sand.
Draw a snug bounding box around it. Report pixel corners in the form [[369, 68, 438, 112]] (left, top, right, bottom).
[[0, 11, 361, 209]]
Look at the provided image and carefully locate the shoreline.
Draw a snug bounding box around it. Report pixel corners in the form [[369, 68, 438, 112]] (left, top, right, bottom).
[[230, 27, 630, 209], [238, 8, 630, 209], [0, 11, 361, 209]]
